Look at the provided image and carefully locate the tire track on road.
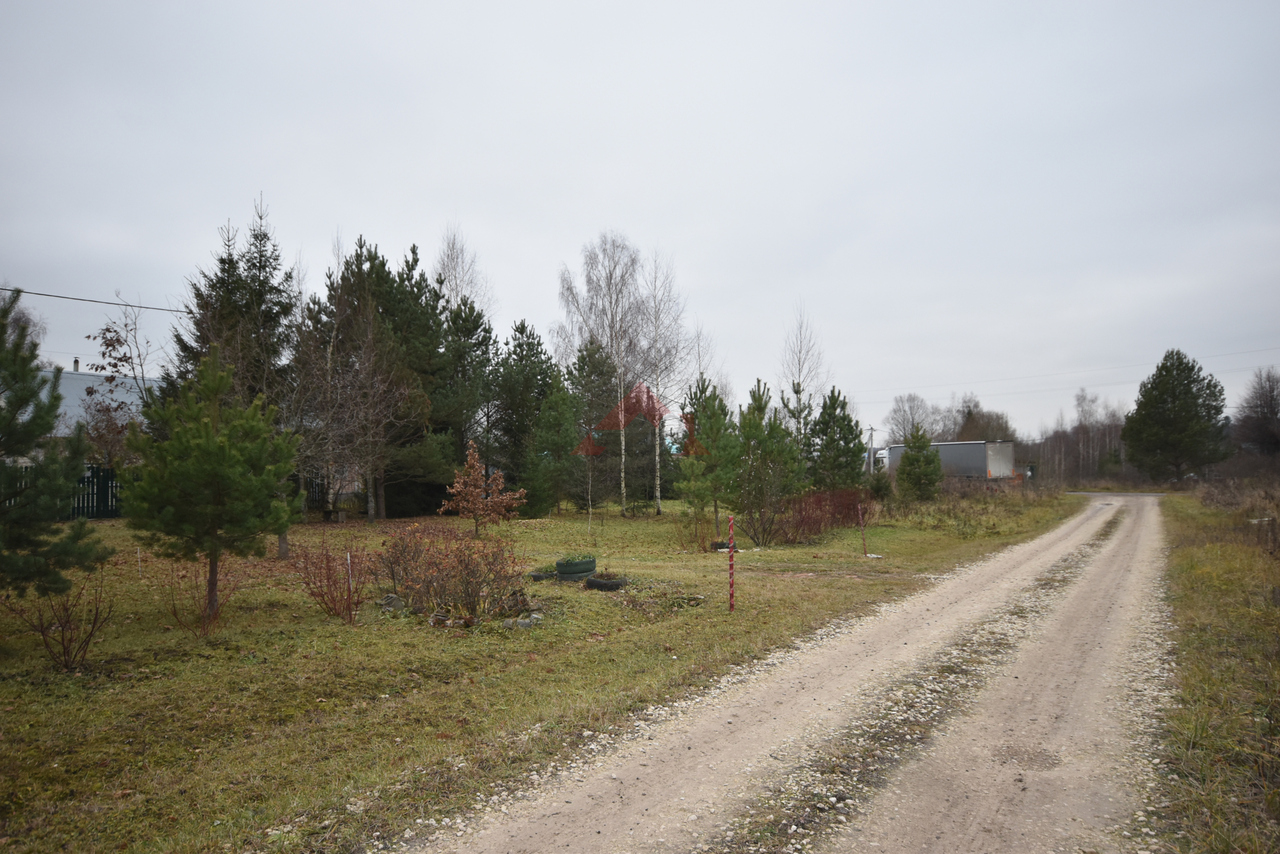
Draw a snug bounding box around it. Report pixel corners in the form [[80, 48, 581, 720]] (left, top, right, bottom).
[[408, 499, 1127, 854]]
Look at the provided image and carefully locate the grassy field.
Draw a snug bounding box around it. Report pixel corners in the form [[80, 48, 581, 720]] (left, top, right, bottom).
[[1156, 488, 1280, 854], [0, 491, 1082, 853]]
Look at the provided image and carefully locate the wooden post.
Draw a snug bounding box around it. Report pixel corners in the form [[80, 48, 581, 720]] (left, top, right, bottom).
[[728, 515, 735, 613]]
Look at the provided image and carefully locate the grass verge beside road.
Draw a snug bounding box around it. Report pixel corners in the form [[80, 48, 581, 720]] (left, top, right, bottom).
[[0, 491, 1081, 854], [1157, 490, 1280, 854]]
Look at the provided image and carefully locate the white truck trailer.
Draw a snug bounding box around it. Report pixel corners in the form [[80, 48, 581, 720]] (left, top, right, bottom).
[[886, 440, 1015, 479]]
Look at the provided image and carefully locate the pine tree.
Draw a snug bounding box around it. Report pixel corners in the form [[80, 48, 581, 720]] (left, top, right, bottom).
[[810, 386, 867, 490], [1121, 349, 1229, 481], [681, 375, 738, 538], [896, 424, 943, 501], [732, 380, 802, 546], [0, 291, 112, 595], [493, 321, 560, 486], [123, 350, 299, 623], [523, 386, 582, 516]]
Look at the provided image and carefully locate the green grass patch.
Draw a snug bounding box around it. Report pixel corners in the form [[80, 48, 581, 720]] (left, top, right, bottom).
[[1157, 490, 1280, 853], [0, 492, 1081, 853]]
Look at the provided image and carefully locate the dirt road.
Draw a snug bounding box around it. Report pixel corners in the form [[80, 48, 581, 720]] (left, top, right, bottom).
[[409, 495, 1168, 854]]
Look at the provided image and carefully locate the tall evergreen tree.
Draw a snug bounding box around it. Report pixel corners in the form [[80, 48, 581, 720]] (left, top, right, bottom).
[[681, 374, 738, 538], [1121, 349, 1230, 481], [369, 244, 454, 510], [0, 291, 111, 595], [896, 424, 943, 501], [436, 296, 497, 465], [811, 386, 866, 490], [523, 385, 582, 516], [123, 350, 299, 623], [779, 379, 817, 478], [167, 200, 300, 408], [732, 380, 802, 546], [493, 321, 559, 485], [566, 339, 619, 510]]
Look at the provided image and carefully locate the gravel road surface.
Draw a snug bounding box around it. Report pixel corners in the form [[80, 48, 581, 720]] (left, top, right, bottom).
[[408, 495, 1168, 854]]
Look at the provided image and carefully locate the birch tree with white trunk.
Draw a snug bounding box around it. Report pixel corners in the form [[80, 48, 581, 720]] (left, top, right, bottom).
[[555, 232, 641, 515], [636, 252, 689, 515]]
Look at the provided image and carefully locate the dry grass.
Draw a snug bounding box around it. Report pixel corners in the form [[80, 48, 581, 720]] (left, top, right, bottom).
[[1157, 486, 1280, 853], [0, 492, 1080, 853]]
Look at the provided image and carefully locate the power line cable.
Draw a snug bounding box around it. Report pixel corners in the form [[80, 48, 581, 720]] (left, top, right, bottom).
[[0, 287, 184, 314]]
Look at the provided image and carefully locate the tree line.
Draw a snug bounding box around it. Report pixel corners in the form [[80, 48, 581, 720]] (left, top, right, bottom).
[[78, 206, 875, 542], [880, 352, 1280, 485], [5, 200, 1278, 606]]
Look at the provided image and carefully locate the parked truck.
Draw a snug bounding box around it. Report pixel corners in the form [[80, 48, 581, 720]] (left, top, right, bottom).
[[885, 440, 1015, 480]]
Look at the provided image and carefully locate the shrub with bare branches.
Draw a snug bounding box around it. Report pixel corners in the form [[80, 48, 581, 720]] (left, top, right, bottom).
[[2, 573, 114, 670], [291, 540, 373, 624], [164, 563, 239, 637], [383, 525, 525, 621], [777, 488, 871, 544]]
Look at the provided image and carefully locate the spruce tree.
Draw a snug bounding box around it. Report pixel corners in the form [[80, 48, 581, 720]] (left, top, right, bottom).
[[167, 201, 300, 408], [896, 424, 943, 501], [523, 386, 582, 516], [122, 350, 299, 623], [493, 321, 560, 486], [0, 291, 112, 595]]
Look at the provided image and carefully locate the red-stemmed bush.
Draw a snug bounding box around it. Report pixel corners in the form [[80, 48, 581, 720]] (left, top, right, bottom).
[[777, 488, 873, 544], [291, 540, 373, 624], [2, 572, 114, 669]]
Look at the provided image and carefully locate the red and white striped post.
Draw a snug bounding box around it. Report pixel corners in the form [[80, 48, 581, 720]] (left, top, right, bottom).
[[728, 515, 735, 612]]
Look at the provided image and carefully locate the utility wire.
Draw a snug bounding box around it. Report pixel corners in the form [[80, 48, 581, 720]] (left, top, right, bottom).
[[0, 286, 185, 314]]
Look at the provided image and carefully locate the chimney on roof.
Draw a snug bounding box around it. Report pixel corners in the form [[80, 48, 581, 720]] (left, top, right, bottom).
[[73, 358, 79, 372]]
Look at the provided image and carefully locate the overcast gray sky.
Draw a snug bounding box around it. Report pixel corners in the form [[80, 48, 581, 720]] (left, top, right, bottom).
[[2, 1, 1277, 438]]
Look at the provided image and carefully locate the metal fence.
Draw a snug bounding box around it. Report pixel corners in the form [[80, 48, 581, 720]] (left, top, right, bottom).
[[13, 467, 325, 520], [70, 465, 121, 519]]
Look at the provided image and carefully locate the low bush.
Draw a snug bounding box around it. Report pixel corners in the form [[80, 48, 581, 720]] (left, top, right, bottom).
[[383, 525, 525, 620], [0, 571, 113, 670], [164, 561, 238, 636], [291, 539, 374, 624], [776, 489, 873, 544]]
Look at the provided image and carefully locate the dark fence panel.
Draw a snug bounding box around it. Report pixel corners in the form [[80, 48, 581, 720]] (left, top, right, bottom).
[[18, 467, 324, 520], [71, 465, 120, 519], [305, 477, 326, 511], [11, 465, 123, 520]]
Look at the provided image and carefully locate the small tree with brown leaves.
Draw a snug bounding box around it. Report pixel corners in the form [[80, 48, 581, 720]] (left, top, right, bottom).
[[440, 440, 526, 536]]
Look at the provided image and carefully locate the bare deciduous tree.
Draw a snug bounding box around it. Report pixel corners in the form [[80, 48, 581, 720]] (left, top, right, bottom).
[[555, 231, 642, 515], [778, 305, 829, 461], [83, 302, 157, 467], [1034, 390, 1127, 484], [1236, 366, 1280, 456], [637, 252, 689, 515], [884, 393, 935, 444], [690, 324, 734, 405], [432, 224, 494, 314]]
